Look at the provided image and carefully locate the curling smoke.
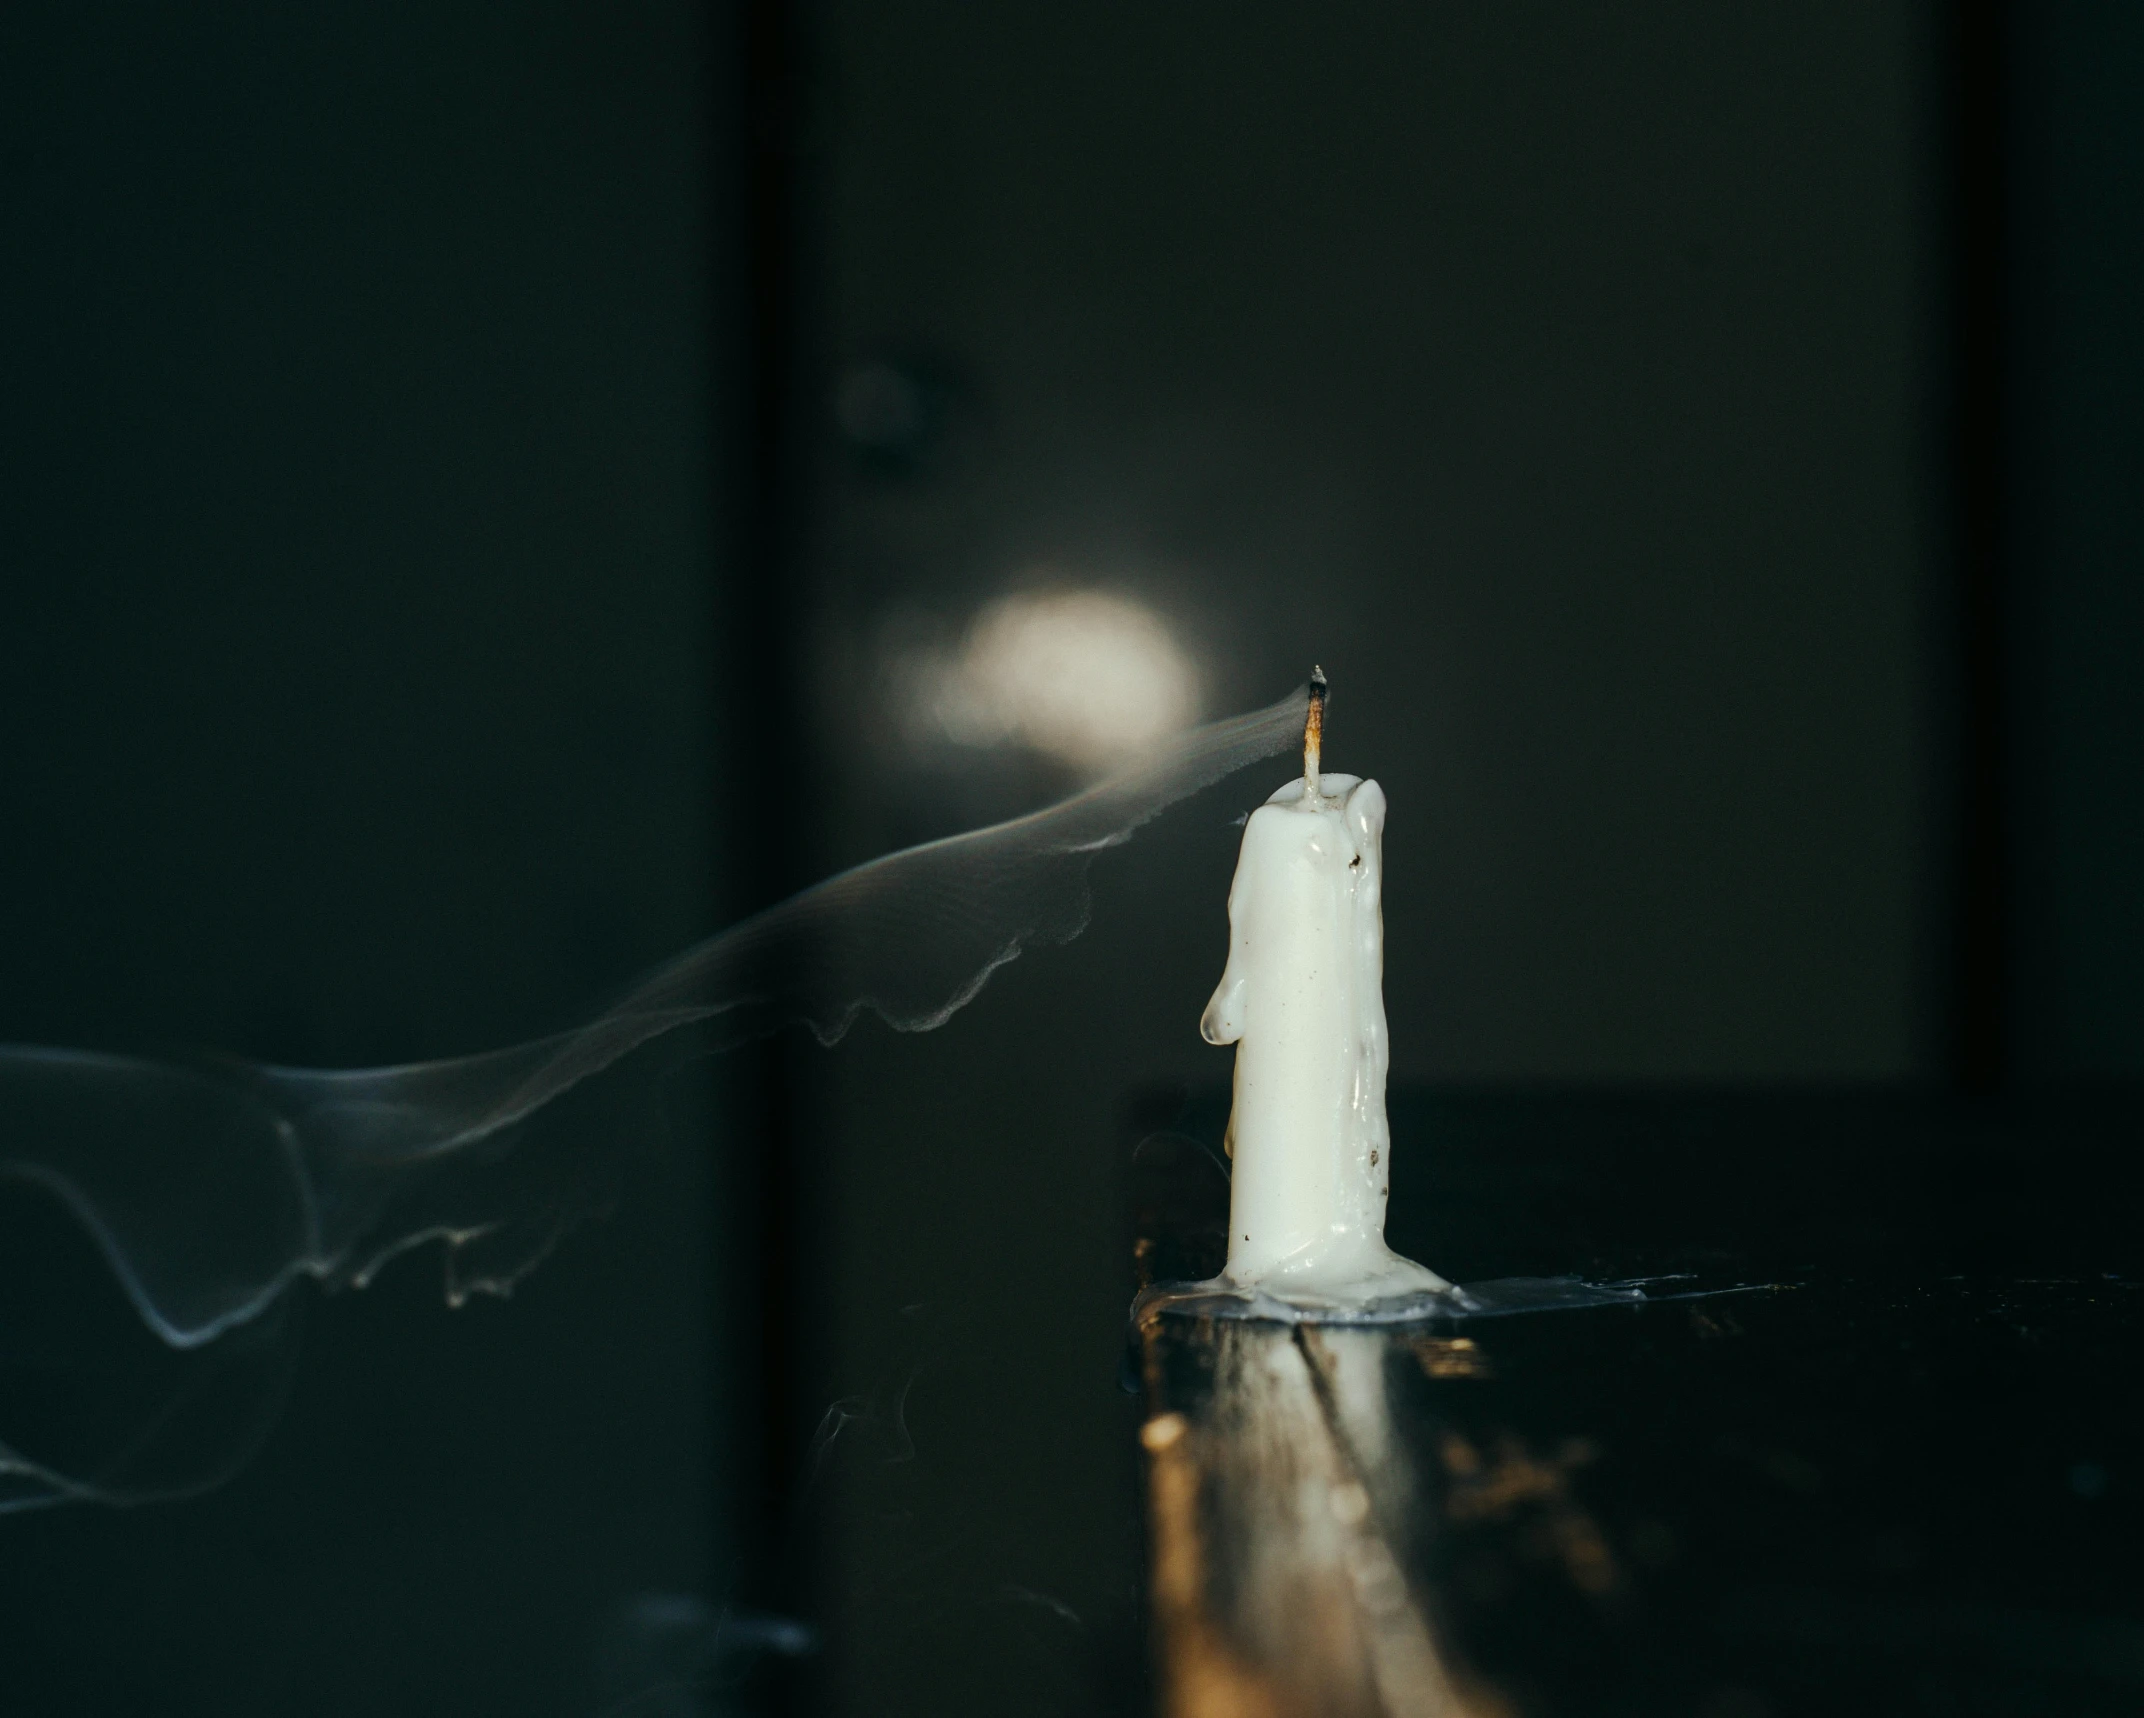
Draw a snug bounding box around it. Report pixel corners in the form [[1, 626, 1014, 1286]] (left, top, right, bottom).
[[0, 686, 1310, 1508]]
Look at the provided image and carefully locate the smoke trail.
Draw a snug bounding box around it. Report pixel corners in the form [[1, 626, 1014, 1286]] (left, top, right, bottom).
[[0, 688, 1307, 1507]]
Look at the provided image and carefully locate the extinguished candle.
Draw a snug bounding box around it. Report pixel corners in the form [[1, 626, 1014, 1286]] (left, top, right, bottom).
[[1200, 670, 1448, 1307]]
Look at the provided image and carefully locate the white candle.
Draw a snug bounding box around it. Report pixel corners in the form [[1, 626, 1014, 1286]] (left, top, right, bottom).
[[1200, 680, 1447, 1307]]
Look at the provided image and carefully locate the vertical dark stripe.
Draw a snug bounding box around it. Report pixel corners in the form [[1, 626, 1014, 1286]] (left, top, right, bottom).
[[717, 0, 817, 1695], [1950, 0, 2009, 1091]]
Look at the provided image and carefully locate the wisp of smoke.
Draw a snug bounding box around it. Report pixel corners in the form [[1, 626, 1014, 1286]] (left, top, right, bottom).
[[0, 688, 1308, 1508]]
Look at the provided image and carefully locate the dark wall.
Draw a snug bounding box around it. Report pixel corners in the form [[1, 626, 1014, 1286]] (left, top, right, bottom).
[[2010, 3, 2144, 1076], [811, 1, 1943, 1084], [0, 6, 725, 1715], [0, 3, 717, 1063]]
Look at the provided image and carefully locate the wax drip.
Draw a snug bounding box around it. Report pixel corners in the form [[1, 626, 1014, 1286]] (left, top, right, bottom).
[[1131, 1276, 1648, 1329]]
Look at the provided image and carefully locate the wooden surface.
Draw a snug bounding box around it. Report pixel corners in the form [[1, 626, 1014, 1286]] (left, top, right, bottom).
[[1138, 1314, 1507, 1718], [1128, 1095, 2144, 1716], [1138, 1280, 2144, 1718]]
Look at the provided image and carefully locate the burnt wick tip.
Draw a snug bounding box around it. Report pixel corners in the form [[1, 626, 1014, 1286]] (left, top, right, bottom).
[[1304, 666, 1326, 792]]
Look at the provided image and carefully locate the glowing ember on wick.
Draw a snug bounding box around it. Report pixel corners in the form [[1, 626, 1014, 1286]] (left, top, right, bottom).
[[1199, 667, 1450, 1313]]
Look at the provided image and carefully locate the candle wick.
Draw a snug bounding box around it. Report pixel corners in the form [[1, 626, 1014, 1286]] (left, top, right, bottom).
[[1303, 665, 1327, 798]]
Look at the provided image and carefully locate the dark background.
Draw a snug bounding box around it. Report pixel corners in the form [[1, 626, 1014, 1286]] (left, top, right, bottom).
[[0, 3, 2137, 1714]]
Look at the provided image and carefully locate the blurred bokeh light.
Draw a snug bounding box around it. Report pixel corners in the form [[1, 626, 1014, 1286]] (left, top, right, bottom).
[[884, 586, 1203, 778]]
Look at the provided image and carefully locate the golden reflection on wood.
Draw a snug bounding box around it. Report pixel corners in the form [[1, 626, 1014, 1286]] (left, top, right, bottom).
[[1141, 1319, 1508, 1718]]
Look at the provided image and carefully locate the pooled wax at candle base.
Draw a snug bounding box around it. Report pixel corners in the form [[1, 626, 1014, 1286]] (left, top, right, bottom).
[[1200, 772, 1448, 1307]]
